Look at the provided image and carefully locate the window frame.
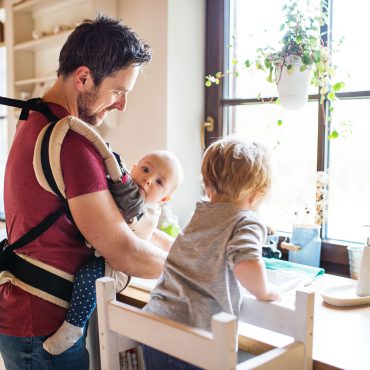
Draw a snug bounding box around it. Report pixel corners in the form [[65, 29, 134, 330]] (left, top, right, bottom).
[[204, 0, 370, 276]]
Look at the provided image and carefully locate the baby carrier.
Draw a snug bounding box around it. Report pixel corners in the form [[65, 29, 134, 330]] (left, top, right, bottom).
[[0, 96, 143, 308]]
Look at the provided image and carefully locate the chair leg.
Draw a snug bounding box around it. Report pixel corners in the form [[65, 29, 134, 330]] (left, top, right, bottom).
[[96, 277, 120, 370]]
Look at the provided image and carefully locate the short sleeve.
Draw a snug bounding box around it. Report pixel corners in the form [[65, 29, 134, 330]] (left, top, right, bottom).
[[61, 131, 108, 199], [226, 216, 267, 270]]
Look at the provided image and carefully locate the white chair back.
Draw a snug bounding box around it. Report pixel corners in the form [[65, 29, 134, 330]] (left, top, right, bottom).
[[96, 277, 314, 370]]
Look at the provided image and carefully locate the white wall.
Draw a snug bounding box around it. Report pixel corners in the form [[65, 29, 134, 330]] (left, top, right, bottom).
[[5, 0, 205, 226], [100, 0, 205, 226]]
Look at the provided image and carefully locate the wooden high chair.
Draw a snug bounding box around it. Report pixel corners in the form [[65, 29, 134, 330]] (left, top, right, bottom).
[[96, 277, 314, 370]]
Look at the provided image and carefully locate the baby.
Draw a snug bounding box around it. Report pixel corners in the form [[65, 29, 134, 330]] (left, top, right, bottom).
[[43, 150, 183, 355], [142, 137, 280, 370]]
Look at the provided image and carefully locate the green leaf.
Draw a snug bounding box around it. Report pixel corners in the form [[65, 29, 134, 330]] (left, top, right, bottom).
[[277, 119, 283, 126], [300, 64, 306, 72], [245, 60, 251, 68], [231, 58, 238, 65], [205, 80, 212, 87], [287, 64, 294, 75], [256, 61, 264, 70], [328, 130, 339, 139], [266, 69, 273, 83], [264, 58, 272, 69], [327, 91, 336, 101], [332, 82, 345, 92], [295, 35, 303, 44], [302, 54, 312, 65]]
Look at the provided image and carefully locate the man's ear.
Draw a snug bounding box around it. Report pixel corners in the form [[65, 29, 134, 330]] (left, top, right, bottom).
[[160, 195, 171, 203], [75, 66, 92, 91]]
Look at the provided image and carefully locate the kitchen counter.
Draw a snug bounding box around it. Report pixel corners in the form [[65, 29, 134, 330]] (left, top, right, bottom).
[[119, 273, 370, 370]]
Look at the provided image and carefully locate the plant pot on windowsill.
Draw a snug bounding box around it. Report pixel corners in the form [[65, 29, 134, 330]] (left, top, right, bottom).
[[275, 55, 312, 110]]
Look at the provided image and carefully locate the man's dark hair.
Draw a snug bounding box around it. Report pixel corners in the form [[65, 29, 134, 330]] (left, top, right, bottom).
[[57, 14, 151, 86]]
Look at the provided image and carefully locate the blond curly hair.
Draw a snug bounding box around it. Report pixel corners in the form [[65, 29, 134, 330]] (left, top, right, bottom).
[[201, 136, 271, 201]]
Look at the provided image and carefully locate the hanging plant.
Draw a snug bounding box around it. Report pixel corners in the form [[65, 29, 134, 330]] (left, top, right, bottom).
[[205, 0, 346, 137]]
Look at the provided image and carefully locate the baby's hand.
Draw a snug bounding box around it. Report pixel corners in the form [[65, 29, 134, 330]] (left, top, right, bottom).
[[108, 171, 144, 222]]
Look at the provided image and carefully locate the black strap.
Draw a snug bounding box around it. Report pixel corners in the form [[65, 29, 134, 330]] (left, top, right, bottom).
[[0, 96, 59, 122], [3, 209, 65, 255], [1, 209, 74, 302], [112, 150, 125, 173], [8, 253, 73, 302], [40, 122, 65, 199]]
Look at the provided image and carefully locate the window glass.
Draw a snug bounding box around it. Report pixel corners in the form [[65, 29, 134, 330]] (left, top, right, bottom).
[[332, 0, 370, 92], [231, 102, 318, 232], [327, 99, 370, 243], [230, 0, 320, 99], [224, 0, 370, 244]]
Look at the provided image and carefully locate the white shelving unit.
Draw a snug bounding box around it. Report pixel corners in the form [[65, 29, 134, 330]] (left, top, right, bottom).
[[4, 0, 118, 143]]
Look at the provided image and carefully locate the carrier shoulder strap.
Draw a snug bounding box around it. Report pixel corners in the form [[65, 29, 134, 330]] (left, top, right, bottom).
[[0, 96, 58, 121], [33, 115, 123, 199]]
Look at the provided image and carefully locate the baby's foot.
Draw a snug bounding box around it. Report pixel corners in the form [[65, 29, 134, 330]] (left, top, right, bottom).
[[43, 321, 84, 355]]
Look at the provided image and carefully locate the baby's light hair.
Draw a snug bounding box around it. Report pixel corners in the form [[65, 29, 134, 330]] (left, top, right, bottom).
[[201, 136, 271, 201]]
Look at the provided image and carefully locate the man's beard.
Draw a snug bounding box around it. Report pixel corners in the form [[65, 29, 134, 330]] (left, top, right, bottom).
[[77, 88, 102, 126]]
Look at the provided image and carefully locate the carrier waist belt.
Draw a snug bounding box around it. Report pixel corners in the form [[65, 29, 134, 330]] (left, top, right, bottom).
[[8, 253, 74, 303]]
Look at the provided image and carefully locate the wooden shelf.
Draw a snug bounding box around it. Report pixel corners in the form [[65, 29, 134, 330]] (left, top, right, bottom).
[[15, 75, 56, 86], [5, 0, 119, 136], [13, 30, 71, 52]]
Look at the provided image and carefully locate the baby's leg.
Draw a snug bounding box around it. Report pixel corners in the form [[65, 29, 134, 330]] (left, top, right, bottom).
[[43, 256, 105, 355]]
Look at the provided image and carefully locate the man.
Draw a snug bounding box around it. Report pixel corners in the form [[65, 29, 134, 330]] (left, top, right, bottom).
[[0, 14, 166, 370]]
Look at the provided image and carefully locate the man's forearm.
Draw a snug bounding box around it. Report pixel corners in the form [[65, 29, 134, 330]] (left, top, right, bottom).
[[108, 235, 167, 278]]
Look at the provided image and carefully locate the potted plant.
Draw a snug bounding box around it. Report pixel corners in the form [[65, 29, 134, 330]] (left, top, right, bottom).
[[206, 0, 345, 132]]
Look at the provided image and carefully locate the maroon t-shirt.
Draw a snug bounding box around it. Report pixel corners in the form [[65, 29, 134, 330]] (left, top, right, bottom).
[[0, 103, 108, 336]]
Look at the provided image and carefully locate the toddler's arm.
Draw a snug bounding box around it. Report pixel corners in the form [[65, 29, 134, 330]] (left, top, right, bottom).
[[150, 228, 174, 252], [234, 259, 280, 301]]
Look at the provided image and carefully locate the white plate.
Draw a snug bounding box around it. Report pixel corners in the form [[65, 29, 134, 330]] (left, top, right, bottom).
[[321, 282, 370, 307]]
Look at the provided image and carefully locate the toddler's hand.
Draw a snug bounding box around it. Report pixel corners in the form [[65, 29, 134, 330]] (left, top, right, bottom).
[[267, 283, 281, 302]]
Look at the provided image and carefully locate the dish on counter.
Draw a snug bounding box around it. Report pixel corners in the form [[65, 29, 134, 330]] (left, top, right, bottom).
[[321, 282, 370, 307]]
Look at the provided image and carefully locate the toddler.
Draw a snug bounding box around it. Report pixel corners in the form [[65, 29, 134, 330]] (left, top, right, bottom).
[[43, 150, 183, 355], [142, 137, 280, 370]]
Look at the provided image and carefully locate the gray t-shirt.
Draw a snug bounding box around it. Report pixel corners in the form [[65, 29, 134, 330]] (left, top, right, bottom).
[[144, 201, 267, 331]]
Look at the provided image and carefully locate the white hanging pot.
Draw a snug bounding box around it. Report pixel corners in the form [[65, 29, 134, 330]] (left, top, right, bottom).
[[275, 55, 311, 110]]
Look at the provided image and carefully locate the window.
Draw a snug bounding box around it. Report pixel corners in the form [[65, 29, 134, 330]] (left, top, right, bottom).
[[0, 8, 6, 220], [205, 0, 370, 248]]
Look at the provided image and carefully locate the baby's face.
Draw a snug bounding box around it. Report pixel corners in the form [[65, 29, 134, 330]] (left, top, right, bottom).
[[131, 154, 177, 204]]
